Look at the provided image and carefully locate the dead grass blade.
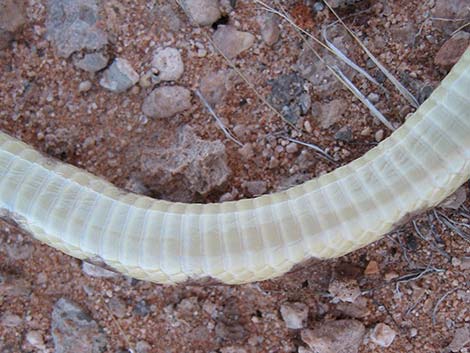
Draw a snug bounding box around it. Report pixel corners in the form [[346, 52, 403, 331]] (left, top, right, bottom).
[[195, 89, 243, 147], [323, 0, 419, 108]]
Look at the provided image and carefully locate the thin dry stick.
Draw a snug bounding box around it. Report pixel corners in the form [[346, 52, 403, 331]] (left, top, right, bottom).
[[323, 0, 419, 108], [101, 297, 136, 353], [322, 23, 385, 90], [195, 89, 243, 147], [284, 136, 336, 163], [432, 288, 457, 325], [176, 0, 298, 130]]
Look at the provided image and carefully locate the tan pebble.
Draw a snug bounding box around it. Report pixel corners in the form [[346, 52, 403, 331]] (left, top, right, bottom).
[[375, 129, 384, 142], [361, 127, 371, 136], [364, 260, 379, 275], [384, 271, 398, 281]]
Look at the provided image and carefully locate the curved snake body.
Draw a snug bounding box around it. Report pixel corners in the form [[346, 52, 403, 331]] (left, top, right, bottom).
[[1, 49, 469, 284]]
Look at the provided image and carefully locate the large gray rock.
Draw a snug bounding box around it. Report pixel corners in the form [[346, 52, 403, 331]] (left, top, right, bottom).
[[51, 298, 107, 353], [138, 126, 230, 202], [142, 86, 192, 118], [301, 319, 365, 353], [0, 0, 26, 49], [46, 0, 108, 58], [181, 0, 222, 26]]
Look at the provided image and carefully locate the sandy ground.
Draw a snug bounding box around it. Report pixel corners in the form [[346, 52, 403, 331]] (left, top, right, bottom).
[[0, 0, 469, 352]]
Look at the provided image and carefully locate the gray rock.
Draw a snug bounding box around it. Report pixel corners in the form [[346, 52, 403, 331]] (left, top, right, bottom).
[[242, 180, 267, 197], [142, 86, 192, 118], [99, 58, 139, 93], [47, 0, 108, 58], [181, 0, 221, 26], [135, 341, 152, 353], [370, 323, 396, 348], [446, 325, 470, 352], [257, 13, 280, 46], [73, 52, 109, 72], [268, 73, 307, 124], [78, 80, 92, 93], [0, 0, 27, 49], [301, 319, 365, 353], [334, 126, 353, 142], [213, 25, 255, 59], [199, 69, 232, 105], [82, 262, 119, 278], [139, 126, 230, 202], [151, 47, 184, 81], [51, 298, 107, 353], [280, 302, 309, 329]]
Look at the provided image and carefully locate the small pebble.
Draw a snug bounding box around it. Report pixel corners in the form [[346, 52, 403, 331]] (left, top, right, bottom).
[[286, 142, 299, 154], [375, 129, 384, 142], [364, 260, 379, 275], [280, 302, 309, 329], [370, 323, 396, 348], [26, 330, 45, 350], [151, 47, 184, 82], [78, 80, 92, 93], [100, 58, 139, 93], [367, 92, 380, 103]]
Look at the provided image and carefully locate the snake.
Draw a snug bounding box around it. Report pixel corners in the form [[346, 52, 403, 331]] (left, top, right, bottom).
[[0, 46, 469, 284]]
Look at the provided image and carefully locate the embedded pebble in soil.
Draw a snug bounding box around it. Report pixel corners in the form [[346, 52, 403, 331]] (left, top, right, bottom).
[[181, 0, 222, 26], [213, 25, 255, 59], [328, 278, 362, 303], [370, 323, 397, 348], [142, 85, 192, 118], [82, 262, 119, 279], [199, 69, 233, 105], [0, 0, 27, 49], [301, 319, 365, 353], [242, 180, 267, 197], [51, 298, 108, 353], [446, 325, 470, 352], [311, 99, 348, 129], [99, 58, 139, 93], [435, 32, 470, 69], [280, 302, 309, 329], [73, 52, 109, 73], [151, 47, 185, 82], [257, 13, 280, 46], [138, 126, 230, 202]]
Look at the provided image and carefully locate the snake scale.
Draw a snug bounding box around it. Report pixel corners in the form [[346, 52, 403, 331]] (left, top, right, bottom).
[[0, 48, 469, 284]]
